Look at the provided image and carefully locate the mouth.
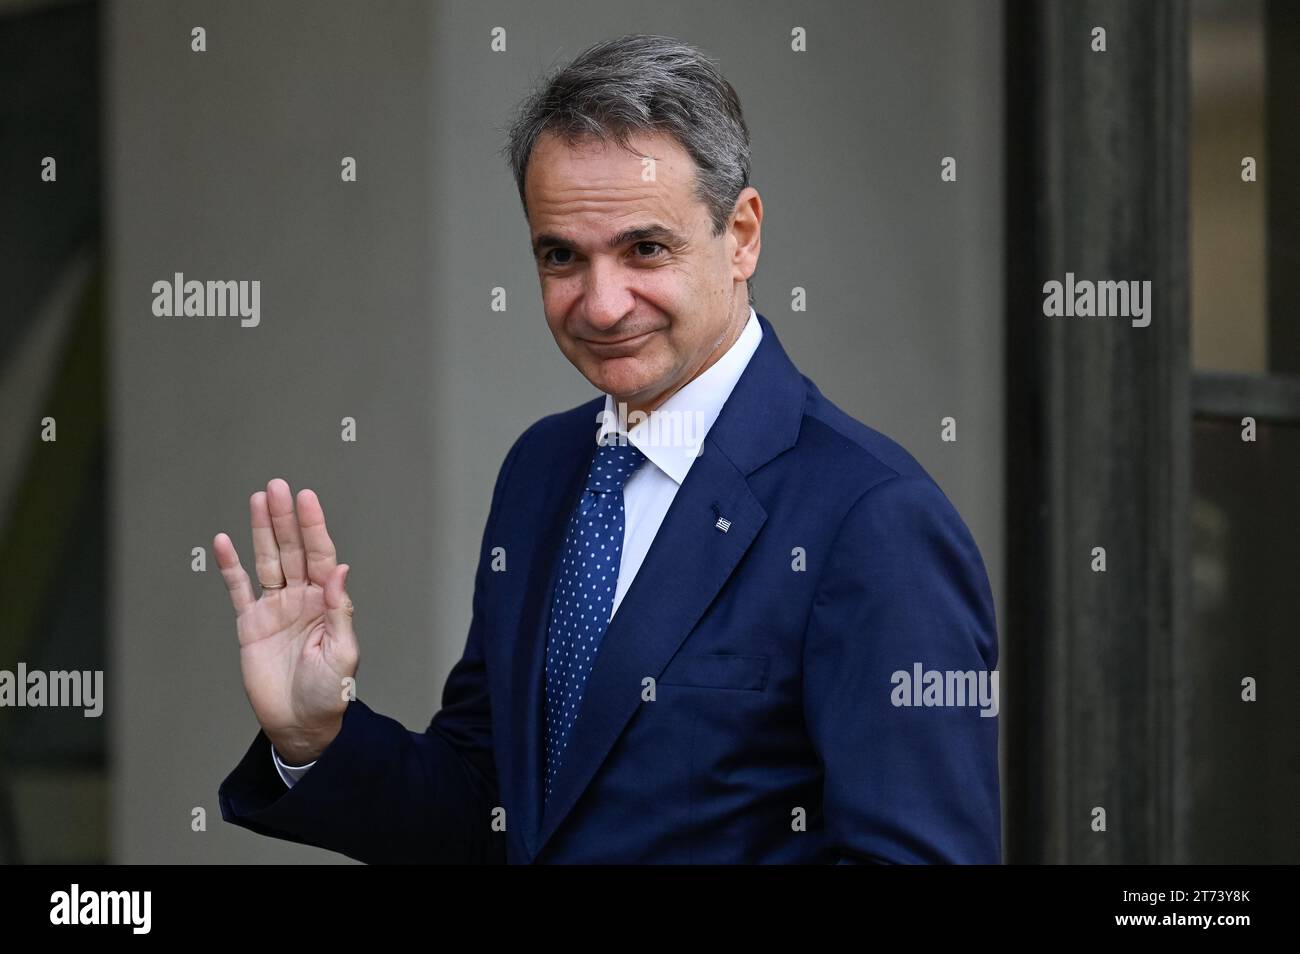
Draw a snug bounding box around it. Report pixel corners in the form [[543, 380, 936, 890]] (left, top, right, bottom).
[[582, 329, 658, 353]]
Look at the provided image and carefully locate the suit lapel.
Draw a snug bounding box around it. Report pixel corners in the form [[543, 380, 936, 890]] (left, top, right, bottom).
[[507, 414, 596, 861], [532, 436, 768, 855]]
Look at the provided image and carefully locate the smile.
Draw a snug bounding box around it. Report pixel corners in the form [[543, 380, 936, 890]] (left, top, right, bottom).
[[583, 329, 658, 352]]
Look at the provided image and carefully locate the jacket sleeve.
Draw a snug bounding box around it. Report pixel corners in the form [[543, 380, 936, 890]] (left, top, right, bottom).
[[217, 429, 529, 864], [802, 474, 1001, 864]]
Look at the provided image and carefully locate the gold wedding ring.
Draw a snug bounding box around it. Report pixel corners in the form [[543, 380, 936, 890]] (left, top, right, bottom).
[[260, 579, 287, 590]]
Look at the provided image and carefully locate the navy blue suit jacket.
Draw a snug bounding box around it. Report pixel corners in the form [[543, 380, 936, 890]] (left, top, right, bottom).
[[219, 313, 1001, 863]]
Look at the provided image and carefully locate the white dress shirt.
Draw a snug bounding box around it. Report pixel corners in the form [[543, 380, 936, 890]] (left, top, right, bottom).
[[273, 306, 763, 786]]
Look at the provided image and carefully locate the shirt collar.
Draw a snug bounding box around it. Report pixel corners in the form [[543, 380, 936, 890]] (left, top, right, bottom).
[[597, 305, 763, 485]]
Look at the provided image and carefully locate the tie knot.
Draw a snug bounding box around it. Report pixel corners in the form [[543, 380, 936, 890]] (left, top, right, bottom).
[[584, 437, 646, 494]]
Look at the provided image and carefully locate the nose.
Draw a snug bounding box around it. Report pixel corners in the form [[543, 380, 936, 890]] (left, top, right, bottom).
[[582, 256, 635, 333]]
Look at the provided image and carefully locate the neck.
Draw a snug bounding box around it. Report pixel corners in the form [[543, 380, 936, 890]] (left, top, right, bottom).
[[620, 301, 750, 421]]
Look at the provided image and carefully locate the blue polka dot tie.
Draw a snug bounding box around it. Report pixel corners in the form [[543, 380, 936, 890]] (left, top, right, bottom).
[[543, 436, 647, 805]]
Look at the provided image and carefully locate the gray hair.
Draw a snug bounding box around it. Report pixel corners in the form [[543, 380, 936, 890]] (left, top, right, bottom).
[[501, 34, 755, 304]]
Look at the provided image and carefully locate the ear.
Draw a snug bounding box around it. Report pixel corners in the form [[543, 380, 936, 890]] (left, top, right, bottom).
[[728, 187, 762, 286]]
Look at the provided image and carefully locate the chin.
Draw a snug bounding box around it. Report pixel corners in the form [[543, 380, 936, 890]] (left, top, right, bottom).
[[598, 378, 650, 404], [586, 360, 656, 400]]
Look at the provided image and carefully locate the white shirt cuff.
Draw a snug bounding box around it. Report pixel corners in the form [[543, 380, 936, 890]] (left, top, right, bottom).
[[271, 745, 317, 788]]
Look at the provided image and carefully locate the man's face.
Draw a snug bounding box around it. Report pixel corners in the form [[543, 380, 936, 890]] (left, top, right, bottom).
[[525, 129, 758, 412]]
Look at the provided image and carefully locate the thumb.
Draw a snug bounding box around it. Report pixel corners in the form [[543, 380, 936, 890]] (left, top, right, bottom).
[[323, 564, 358, 663]]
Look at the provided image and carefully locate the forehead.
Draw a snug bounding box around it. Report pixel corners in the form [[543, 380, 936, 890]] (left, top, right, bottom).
[[524, 129, 701, 231]]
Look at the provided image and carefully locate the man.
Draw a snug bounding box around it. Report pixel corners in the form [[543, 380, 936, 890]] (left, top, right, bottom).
[[215, 33, 1000, 864]]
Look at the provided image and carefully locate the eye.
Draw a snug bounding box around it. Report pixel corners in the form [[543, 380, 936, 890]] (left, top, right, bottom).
[[633, 242, 667, 259], [543, 248, 574, 266]]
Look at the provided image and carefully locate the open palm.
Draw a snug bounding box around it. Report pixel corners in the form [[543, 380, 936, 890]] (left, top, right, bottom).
[[213, 479, 358, 764]]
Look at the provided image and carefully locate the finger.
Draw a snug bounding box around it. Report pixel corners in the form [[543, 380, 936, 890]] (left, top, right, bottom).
[[250, 491, 285, 587], [266, 478, 308, 584], [323, 564, 359, 667], [296, 488, 338, 587], [213, 532, 256, 615]]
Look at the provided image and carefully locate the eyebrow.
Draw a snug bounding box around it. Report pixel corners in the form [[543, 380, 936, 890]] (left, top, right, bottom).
[[532, 224, 684, 259]]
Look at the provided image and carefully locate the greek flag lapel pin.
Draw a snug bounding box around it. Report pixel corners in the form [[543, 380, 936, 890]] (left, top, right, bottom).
[[711, 502, 731, 533]]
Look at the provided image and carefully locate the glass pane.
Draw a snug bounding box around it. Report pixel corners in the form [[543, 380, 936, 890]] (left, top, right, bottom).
[[1189, 417, 1300, 861], [1190, 0, 1268, 372]]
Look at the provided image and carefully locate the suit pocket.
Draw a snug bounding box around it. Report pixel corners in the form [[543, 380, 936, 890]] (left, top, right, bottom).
[[658, 653, 769, 691]]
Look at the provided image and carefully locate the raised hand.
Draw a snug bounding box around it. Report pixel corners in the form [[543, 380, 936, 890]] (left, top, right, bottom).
[[213, 478, 358, 764]]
